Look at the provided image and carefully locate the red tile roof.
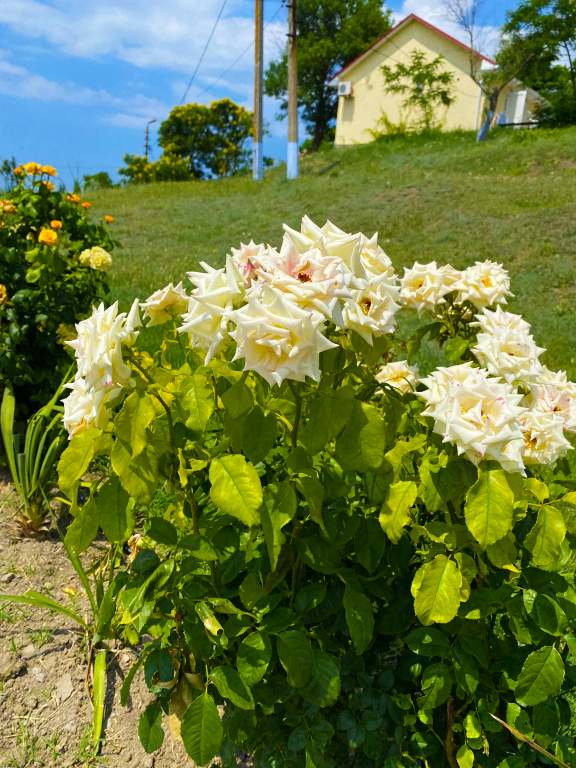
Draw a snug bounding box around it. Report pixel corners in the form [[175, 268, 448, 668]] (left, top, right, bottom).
[[329, 13, 496, 84]]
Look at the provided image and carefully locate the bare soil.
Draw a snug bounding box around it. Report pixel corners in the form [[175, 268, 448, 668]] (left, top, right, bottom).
[[0, 472, 191, 767]]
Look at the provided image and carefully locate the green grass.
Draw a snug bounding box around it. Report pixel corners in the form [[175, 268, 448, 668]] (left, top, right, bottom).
[[88, 127, 576, 378]]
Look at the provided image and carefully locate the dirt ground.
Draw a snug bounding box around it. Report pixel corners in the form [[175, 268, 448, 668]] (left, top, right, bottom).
[[0, 472, 193, 767]]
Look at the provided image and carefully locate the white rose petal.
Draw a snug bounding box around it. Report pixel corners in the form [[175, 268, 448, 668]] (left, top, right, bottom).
[[472, 326, 545, 385], [535, 366, 576, 400], [66, 299, 141, 390], [341, 275, 401, 344], [471, 306, 532, 334], [230, 240, 276, 287], [419, 364, 526, 473], [140, 282, 189, 327], [525, 383, 576, 433], [62, 378, 121, 438], [376, 360, 419, 394], [400, 262, 460, 316], [453, 260, 513, 309], [228, 285, 338, 387], [520, 405, 572, 466]]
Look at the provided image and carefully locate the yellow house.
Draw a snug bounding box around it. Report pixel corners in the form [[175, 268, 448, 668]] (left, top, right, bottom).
[[329, 14, 545, 145]]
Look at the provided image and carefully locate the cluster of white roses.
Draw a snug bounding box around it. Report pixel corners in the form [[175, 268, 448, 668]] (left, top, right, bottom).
[[60, 215, 576, 478], [62, 301, 141, 436]]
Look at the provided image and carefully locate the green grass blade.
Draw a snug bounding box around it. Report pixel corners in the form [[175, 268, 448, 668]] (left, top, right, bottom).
[[1, 384, 24, 501], [93, 649, 107, 747], [0, 592, 88, 629]]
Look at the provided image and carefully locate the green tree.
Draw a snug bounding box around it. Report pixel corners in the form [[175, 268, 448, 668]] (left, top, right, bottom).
[[157, 99, 253, 179], [504, 0, 576, 125], [380, 50, 456, 131], [264, 0, 392, 152]]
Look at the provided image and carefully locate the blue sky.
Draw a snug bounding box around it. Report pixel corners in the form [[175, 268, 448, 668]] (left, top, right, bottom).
[[0, 0, 520, 188]]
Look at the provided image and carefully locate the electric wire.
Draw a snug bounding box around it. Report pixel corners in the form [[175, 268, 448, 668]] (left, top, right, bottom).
[[179, 0, 229, 105], [194, 3, 285, 101]]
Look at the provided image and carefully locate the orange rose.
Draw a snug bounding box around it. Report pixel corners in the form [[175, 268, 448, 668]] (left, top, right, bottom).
[[50, 220, 62, 229], [0, 200, 17, 214], [43, 181, 55, 191], [42, 165, 57, 176], [104, 215, 114, 224], [38, 229, 58, 246], [67, 194, 81, 203], [82, 202, 92, 210], [13, 168, 22, 176], [23, 162, 42, 175]]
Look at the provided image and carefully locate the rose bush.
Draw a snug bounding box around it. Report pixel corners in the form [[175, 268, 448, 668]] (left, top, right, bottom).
[[57, 216, 576, 768], [0, 162, 118, 412]]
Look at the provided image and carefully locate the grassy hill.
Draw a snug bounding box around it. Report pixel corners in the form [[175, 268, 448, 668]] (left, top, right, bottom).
[[89, 127, 576, 377]]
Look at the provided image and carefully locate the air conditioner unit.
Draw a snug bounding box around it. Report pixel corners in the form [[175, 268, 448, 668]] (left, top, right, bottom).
[[338, 81, 352, 97]]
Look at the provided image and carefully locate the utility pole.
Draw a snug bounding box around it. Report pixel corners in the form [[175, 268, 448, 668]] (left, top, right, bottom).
[[253, 0, 264, 180], [144, 118, 156, 160], [287, 0, 298, 179]]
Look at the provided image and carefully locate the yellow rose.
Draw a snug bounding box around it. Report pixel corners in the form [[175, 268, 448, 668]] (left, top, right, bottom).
[[23, 162, 42, 175], [89, 247, 112, 271], [82, 201, 91, 210], [67, 194, 81, 203], [42, 181, 55, 191], [0, 285, 8, 306], [38, 229, 58, 246], [50, 220, 62, 229], [0, 200, 17, 214], [104, 215, 114, 224], [42, 165, 57, 176], [78, 249, 92, 266], [13, 167, 22, 176]]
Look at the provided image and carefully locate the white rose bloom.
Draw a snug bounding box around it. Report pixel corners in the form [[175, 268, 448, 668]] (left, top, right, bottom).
[[341, 275, 401, 344], [140, 282, 189, 327], [453, 260, 513, 309], [376, 361, 419, 394], [179, 261, 243, 363], [230, 241, 276, 287], [472, 326, 545, 385], [471, 306, 532, 335], [66, 299, 141, 390], [525, 384, 576, 433], [419, 365, 527, 473], [400, 262, 460, 316], [228, 285, 338, 387], [520, 405, 572, 466], [62, 378, 121, 438], [253, 233, 352, 323], [535, 366, 576, 399], [418, 362, 485, 407]]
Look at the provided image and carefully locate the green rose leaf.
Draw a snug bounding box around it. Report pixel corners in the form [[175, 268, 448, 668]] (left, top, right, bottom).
[[210, 666, 254, 709], [237, 632, 272, 687], [456, 744, 474, 768], [209, 454, 263, 527], [277, 630, 314, 688], [260, 482, 297, 571], [444, 335, 469, 363], [336, 402, 386, 473], [405, 627, 450, 657], [57, 427, 99, 500], [515, 646, 565, 707], [97, 476, 135, 543], [295, 476, 326, 536], [343, 585, 374, 654], [412, 555, 463, 626], [138, 702, 164, 754], [111, 438, 158, 505], [524, 505, 566, 567], [418, 662, 452, 710], [64, 497, 99, 555], [221, 381, 254, 419], [181, 693, 223, 766], [298, 535, 341, 575], [242, 406, 277, 464], [354, 516, 387, 574], [114, 389, 155, 458], [177, 373, 215, 430], [146, 518, 179, 547], [299, 649, 341, 708], [180, 534, 218, 561], [465, 465, 515, 548], [379, 480, 418, 544]]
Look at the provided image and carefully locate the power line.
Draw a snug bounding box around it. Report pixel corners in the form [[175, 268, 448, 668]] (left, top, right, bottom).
[[179, 0, 229, 106], [195, 4, 284, 100]]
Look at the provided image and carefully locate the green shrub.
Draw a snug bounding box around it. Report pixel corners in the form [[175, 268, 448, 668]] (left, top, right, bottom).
[[0, 162, 118, 413]]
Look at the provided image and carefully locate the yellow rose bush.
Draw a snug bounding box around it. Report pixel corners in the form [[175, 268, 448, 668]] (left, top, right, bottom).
[[56, 216, 576, 768], [0, 163, 119, 411]]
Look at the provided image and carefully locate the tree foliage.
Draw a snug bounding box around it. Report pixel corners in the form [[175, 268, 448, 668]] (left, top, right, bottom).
[[264, 0, 392, 151], [380, 50, 456, 131]]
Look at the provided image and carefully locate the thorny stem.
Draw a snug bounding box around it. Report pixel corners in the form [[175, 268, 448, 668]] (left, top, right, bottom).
[[287, 381, 302, 450], [128, 354, 175, 446], [445, 696, 459, 768], [187, 489, 221, 598]]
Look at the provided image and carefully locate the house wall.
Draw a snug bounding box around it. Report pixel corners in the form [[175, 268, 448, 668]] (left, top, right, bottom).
[[334, 18, 487, 145]]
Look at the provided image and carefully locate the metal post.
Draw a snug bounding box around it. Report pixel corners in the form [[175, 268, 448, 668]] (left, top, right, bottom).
[[253, 0, 264, 179], [145, 118, 156, 160], [287, 0, 298, 179]]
